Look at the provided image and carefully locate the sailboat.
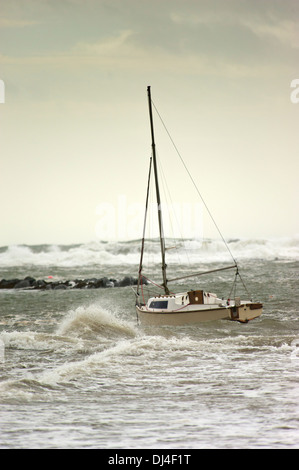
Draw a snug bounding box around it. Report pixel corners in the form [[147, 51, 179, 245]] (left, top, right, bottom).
[[135, 86, 263, 326]]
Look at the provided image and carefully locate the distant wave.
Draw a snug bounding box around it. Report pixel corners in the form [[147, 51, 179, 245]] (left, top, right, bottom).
[[0, 236, 298, 267]]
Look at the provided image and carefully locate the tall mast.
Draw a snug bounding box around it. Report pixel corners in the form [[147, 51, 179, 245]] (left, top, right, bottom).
[[147, 86, 169, 295], [137, 156, 152, 300]]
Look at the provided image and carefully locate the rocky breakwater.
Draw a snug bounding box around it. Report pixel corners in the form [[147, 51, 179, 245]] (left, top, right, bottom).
[[0, 276, 146, 290]]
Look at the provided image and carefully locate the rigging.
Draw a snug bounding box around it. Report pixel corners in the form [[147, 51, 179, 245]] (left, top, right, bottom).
[[151, 98, 238, 267]]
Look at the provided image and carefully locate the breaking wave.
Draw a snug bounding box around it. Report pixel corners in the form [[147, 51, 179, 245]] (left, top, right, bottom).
[[56, 303, 137, 340], [0, 236, 298, 268]]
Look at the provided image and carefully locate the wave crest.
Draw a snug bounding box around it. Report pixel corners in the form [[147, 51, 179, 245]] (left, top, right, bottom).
[[0, 236, 298, 268]]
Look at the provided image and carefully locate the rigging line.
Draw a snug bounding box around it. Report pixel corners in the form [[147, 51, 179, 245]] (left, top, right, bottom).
[[237, 269, 252, 300], [156, 149, 191, 268], [151, 99, 238, 267], [228, 268, 251, 300], [229, 272, 238, 299], [137, 156, 152, 297]]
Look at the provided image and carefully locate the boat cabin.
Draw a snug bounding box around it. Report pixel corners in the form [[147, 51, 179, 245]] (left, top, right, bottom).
[[146, 290, 222, 312]]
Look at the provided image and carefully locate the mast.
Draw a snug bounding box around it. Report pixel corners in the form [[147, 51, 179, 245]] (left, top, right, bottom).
[[137, 156, 152, 300], [147, 86, 169, 295]]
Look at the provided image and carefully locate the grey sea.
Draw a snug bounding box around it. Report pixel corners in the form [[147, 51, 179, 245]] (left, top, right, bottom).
[[0, 237, 298, 449]]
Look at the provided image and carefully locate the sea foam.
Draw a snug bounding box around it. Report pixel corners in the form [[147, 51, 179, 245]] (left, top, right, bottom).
[[0, 236, 298, 268]]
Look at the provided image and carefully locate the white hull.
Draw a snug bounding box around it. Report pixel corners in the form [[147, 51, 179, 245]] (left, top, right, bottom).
[[136, 294, 262, 326]]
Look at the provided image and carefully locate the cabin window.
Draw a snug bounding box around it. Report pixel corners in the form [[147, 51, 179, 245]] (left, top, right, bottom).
[[149, 300, 168, 309]]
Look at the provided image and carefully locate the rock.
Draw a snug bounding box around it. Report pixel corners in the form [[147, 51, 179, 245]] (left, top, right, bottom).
[[0, 279, 20, 289], [92, 278, 105, 288], [14, 280, 31, 289], [53, 284, 67, 290], [118, 276, 134, 287], [75, 280, 87, 288], [0, 275, 143, 290], [32, 279, 46, 288]]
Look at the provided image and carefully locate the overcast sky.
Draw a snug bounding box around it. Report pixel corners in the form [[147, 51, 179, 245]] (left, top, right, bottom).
[[0, 0, 298, 245]]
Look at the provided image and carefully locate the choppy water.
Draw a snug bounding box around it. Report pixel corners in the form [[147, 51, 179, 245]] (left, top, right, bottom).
[[0, 238, 298, 449]]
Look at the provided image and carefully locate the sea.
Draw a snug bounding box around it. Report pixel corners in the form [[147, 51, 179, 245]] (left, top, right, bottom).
[[0, 236, 298, 450]]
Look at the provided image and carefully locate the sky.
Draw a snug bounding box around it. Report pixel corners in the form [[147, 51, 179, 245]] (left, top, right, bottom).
[[0, 0, 298, 245]]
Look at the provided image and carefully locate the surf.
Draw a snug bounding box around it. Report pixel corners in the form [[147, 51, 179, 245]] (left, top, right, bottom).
[[0, 236, 298, 269]]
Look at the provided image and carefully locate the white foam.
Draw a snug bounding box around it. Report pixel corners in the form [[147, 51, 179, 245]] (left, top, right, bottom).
[[0, 330, 81, 352], [0, 236, 298, 268], [56, 303, 137, 338], [35, 333, 200, 387]]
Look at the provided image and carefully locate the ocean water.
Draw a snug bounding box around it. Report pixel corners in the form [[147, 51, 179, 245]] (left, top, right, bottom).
[[0, 237, 298, 449]]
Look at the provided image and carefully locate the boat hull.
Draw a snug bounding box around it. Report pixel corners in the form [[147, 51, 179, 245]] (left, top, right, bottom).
[[229, 303, 263, 323], [136, 303, 262, 326]]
